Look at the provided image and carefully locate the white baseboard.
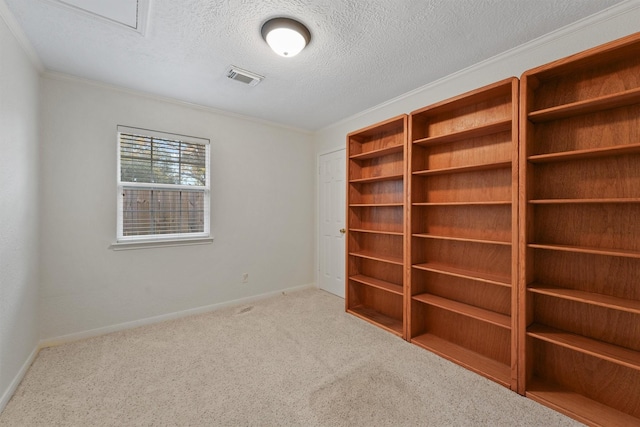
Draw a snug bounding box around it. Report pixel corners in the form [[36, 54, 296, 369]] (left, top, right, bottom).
[[39, 283, 316, 348], [0, 344, 39, 413], [0, 283, 316, 412]]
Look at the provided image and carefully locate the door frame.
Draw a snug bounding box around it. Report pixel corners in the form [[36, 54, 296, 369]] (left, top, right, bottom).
[[316, 147, 346, 297]]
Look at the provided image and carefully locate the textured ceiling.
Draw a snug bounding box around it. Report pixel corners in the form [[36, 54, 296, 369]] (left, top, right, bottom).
[[5, 0, 627, 130]]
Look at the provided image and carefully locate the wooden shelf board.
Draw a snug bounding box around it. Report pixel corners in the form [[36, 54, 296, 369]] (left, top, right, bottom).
[[528, 142, 640, 163], [527, 378, 640, 427], [412, 262, 511, 288], [349, 144, 403, 160], [413, 161, 511, 177], [529, 198, 640, 204], [347, 305, 403, 336], [412, 333, 511, 387], [528, 87, 640, 122], [528, 324, 640, 371], [528, 243, 640, 259], [349, 251, 403, 265], [349, 174, 404, 184], [349, 274, 403, 295], [349, 203, 403, 207], [413, 233, 511, 246], [350, 228, 403, 236], [413, 293, 510, 329], [412, 119, 512, 147], [529, 284, 640, 315], [412, 201, 511, 206]]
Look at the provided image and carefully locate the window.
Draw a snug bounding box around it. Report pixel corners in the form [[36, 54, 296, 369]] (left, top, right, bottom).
[[116, 126, 210, 245]]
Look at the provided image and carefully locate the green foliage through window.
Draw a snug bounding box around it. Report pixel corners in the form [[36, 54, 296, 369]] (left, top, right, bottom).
[[120, 133, 206, 186]]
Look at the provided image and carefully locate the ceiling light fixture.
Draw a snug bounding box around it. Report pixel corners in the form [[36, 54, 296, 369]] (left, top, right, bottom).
[[261, 17, 311, 58]]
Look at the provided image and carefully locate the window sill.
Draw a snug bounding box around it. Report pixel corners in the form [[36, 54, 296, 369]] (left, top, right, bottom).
[[109, 237, 214, 251]]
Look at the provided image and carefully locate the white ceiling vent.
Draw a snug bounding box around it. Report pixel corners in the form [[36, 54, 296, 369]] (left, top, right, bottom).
[[226, 66, 264, 87]]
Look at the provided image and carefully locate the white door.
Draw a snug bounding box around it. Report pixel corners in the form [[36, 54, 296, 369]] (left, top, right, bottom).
[[318, 149, 346, 298]]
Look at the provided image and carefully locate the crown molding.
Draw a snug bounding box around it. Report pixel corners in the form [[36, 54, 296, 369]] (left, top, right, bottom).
[[42, 71, 314, 136], [0, 0, 44, 72], [319, 0, 640, 133]]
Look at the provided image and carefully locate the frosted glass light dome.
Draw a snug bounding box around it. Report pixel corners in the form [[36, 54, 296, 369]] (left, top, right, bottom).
[[261, 18, 311, 58]]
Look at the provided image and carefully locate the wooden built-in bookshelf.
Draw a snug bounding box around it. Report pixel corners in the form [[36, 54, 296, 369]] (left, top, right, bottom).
[[407, 78, 519, 390], [346, 115, 408, 338], [343, 32, 640, 426], [519, 32, 640, 426]]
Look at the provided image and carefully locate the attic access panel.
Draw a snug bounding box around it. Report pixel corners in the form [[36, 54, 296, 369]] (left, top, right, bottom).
[[50, 0, 148, 32]]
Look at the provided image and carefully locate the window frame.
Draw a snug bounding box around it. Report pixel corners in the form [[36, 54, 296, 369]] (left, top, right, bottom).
[[114, 125, 211, 248]]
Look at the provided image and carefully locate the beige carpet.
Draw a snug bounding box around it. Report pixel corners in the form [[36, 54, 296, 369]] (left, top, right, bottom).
[[0, 289, 582, 426]]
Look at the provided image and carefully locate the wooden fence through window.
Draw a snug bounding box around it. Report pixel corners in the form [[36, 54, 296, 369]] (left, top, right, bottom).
[[122, 188, 204, 236]]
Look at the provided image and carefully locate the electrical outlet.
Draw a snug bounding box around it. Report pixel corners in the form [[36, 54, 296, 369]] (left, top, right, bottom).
[[242, 273, 249, 284]]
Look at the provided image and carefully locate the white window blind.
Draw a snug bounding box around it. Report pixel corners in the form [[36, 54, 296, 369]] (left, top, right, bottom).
[[116, 126, 210, 243]]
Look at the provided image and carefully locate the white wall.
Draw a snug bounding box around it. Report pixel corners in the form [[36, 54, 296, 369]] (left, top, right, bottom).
[[1, 0, 637, 405], [313, 3, 640, 312], [0, 11, 40, 409], [314, 2, 640, 154], [39, 75, 315, 340]]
